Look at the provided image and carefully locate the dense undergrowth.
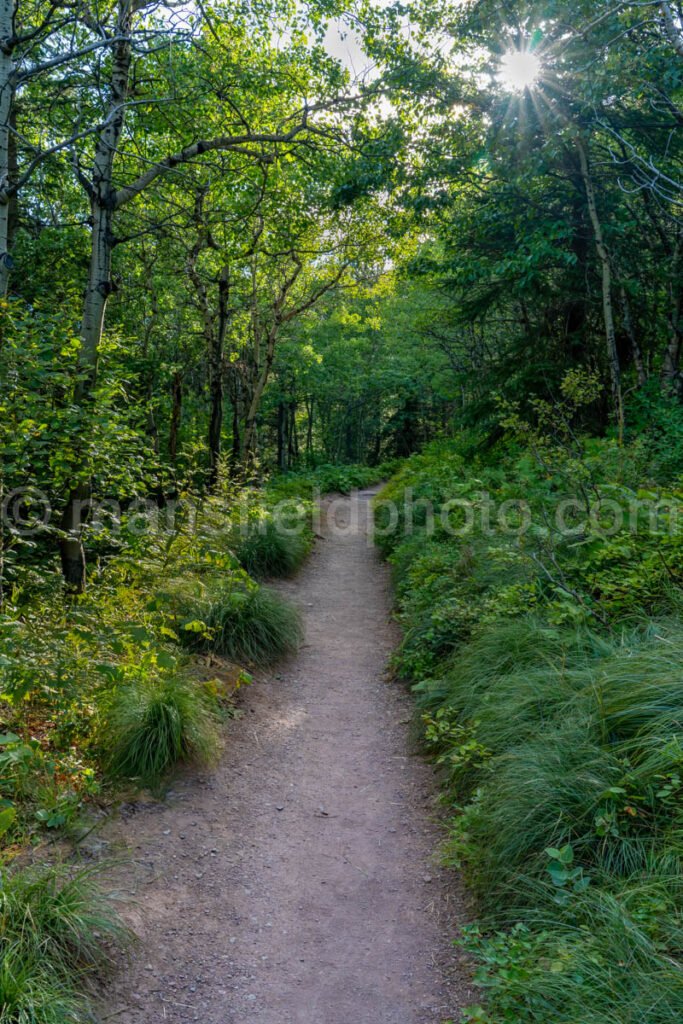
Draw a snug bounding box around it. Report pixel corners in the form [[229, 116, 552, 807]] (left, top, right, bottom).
[[269, 460, 401, 500], [0, 475, 318, 1020], [376, 392, 683, 1023]]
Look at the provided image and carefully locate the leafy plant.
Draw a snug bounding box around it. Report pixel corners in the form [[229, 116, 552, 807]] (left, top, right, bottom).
[[380, 436, 683, 1023]]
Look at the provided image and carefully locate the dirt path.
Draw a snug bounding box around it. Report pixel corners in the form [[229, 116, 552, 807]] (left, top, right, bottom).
[[103, 491, 471, 1023]]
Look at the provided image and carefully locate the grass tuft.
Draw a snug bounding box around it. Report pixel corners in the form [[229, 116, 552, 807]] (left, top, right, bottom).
[[0, 862, 132, 1024], [199, 585, 303, 665], [102, 675, 220, 787], [236, 518, 312, 578]]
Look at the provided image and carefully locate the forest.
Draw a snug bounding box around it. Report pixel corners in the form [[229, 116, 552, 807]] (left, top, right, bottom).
[[1, 0, 683, 1021]]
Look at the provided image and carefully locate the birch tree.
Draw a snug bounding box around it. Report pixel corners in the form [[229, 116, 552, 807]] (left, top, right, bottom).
[[57, 3, 357, 585]]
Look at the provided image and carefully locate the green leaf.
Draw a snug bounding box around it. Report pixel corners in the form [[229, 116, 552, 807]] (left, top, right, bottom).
[[181, 619, 210, 633], [0, 805, 16, 837]]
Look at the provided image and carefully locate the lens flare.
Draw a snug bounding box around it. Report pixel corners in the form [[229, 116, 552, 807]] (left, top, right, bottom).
[[498, 50, 541, 92]]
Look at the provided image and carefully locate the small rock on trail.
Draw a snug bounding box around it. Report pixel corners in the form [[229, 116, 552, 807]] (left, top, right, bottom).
[[102, 491, 472, 1023]]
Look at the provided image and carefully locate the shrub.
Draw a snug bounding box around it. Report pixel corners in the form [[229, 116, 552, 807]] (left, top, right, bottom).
[[268, 460, 401, 501], [101, 675, 220, 787]]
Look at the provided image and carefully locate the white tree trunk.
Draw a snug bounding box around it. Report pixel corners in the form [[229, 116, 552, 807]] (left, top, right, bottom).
[[661, 3, 683, 57], [576, 135, 624, 440], [61, 0, 134, 589]]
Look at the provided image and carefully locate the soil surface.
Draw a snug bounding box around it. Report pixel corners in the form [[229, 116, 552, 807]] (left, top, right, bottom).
[[102, 490, 472, 1023]]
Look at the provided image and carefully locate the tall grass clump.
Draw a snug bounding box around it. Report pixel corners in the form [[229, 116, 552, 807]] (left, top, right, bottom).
[[236, 517, 312, 578], [0, 862, 132, 1023], [101, 675, 220, 787], [199, 584, 303, 664]]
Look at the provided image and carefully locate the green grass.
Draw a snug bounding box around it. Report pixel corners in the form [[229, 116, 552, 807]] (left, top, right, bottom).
[[102, 675, 221, 787], [464, 879, 683, 1023], [426, 619, 683, 1021], [0, 862, 132, 1024], [235, 517, 312, 578], [0, 946, 84, 1024], [198, 584, 303, 664]]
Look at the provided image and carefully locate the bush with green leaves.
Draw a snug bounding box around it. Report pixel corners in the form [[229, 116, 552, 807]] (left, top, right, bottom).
[[0, 461, 314, 1016], [268, 460, 401, 501], [0, 481, 310, 844]]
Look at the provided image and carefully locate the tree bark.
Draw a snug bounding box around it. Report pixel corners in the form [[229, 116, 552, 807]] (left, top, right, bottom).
[[305, 396, 314, 456], [576, 135, 624, 439], [169, 371, 182, 461], [0, 0, 16, 295], [619, 285, 647, 386], [60, 0, 134, 589], [208, 267, 229, 487], [243, 325, 278, 463], [661, 3, 683, 57], [277, 401, 287, 471], [288, 401, 298, 466], [662, 236, 683, 395]]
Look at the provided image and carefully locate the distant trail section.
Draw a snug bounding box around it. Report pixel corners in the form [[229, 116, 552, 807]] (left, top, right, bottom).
[[104, 490, 472, 1023]]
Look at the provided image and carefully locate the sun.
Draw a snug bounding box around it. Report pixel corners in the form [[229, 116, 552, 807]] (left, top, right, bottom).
[[498, 49, 541, 92]]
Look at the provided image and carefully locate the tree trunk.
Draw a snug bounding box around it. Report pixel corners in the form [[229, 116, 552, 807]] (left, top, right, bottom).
[[7, 104, 17, 254], [305, 397, 314, 456], [661, 3, 683, 57], [277, 401, 287, 471], [169, 371, 182, 461], [576, 135, 624, 440], [371, 428, 382, 466], [60, 0, 134, 589], [619, 285, 647, 386], [59, 484, 90, 590], [242, 327, 277, 464], [79, 203, 115, 390], [662, 293, 683, 396], [0, 0, 16, 295], [288, 401, 298, 466], [208, 268, 229, 488], [662, 237, 683, 395], [231, 403, 241, 469]]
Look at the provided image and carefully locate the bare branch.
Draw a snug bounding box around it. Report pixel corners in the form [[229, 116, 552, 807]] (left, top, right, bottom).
[[16, 36, 131, 83], [113, 123, 314, 209]]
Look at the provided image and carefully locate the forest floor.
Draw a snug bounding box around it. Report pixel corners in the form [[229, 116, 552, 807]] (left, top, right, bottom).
[[101, 490, 472, 1023]]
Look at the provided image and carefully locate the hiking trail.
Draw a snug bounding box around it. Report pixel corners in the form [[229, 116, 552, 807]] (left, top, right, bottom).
[[103, 490, 471, 1023]]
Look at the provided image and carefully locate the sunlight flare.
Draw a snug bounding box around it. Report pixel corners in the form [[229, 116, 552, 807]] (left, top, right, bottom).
[[498, 49, 541, 92]]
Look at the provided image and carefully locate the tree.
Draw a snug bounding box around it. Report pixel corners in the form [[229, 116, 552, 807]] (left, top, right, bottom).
[[56, 2, 361, 586]]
